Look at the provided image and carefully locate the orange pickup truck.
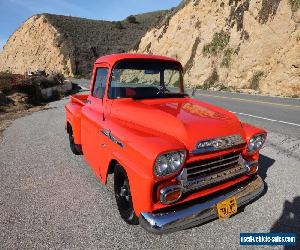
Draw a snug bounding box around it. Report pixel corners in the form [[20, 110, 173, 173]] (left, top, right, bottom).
[[65, 53, 266, 234]]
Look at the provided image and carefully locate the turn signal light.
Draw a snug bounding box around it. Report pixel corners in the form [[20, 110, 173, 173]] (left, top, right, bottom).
[[160, 185, 182, 204], [165, 190, 182, 203], [246, 162, 258, 175]]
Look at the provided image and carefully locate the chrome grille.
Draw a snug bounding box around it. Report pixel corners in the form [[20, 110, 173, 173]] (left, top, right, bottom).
[[178, 151, 247, 192], [186, 152, 241, 179]]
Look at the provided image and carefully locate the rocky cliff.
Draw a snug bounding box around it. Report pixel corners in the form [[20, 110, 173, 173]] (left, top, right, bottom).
[[0, 11, 168, 78], [1, 1, 299, 97], [135, 0, 300, 97]]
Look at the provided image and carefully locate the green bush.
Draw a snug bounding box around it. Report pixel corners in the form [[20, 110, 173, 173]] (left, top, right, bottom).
[[50, 72, 65, 85], [221, 48, 233, 68], [126, 15, 138, 24], [114, 21, 125, 29], [203, 31, 230, 56], [0, 72, 14, 92], [203, 69, 219, 88], [290, 0, 300, 11], [0, 72, 27, 93], [30, 72, 65, 89], [249, 71, 264, 90]]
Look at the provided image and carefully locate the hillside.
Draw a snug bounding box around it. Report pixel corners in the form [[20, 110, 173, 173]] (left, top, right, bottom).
[[135, 0, 300, 97], [0, 11, 168, 78]]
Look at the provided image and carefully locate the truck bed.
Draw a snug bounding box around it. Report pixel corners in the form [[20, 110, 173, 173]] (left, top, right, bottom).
[[65, 94, 89, 146], [70, 94, 89, 106]]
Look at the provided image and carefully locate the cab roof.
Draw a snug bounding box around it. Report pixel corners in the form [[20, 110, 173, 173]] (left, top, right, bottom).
[[95, 53, 181, 67]]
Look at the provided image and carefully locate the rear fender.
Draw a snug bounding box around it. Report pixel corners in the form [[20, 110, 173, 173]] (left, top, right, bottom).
[[65, 103, 82, 145]]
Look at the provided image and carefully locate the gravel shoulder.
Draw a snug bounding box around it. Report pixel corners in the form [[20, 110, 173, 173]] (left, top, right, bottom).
[[0, 98, 299, 249]]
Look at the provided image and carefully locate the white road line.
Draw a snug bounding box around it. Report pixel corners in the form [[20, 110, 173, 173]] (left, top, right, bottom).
[[196, 93, 300, 108], [79, 85, 89, 91], [231, 111, 300, 127]]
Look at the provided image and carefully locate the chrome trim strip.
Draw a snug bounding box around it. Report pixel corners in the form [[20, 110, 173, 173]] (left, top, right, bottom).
[[192, 134, 245, 155], [101, 129, 124, 148], [139, 176, 264, 234]]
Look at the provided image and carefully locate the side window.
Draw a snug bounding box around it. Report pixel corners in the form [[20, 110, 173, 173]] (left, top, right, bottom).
[[92, 68, 108, 98]]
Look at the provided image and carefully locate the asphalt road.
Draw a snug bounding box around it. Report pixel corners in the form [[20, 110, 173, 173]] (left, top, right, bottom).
[[0, 89, 299, 249], [191, 90, 300, 139]]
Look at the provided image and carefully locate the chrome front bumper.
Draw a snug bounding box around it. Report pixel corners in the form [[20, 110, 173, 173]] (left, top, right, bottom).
[[139, 175, 264, 234]]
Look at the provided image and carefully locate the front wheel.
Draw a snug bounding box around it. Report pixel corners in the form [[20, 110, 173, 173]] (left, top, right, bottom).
[[114, 164, 139, 225]]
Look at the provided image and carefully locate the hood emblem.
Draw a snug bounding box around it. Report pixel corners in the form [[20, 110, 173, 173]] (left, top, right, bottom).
[[192, 134, 245, 155]]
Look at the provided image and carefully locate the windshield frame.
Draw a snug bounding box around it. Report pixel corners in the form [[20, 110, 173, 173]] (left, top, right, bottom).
[[107, 59, 186, 100]]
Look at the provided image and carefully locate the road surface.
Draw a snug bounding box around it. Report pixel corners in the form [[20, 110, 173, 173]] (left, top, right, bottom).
[[192, 89, 300, 139], [0, 88, 299, 249]]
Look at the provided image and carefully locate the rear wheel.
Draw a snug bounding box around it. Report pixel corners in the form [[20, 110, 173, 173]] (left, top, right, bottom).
[[68, 129, 82, 155], [114, 164, 139, 225]]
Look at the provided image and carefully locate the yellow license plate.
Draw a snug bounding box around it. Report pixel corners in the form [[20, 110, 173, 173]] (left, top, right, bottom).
[[216, 196, 238, 219]]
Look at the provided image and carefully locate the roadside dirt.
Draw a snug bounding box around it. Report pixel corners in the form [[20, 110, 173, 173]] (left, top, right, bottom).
[[0, 93, 46, 138]]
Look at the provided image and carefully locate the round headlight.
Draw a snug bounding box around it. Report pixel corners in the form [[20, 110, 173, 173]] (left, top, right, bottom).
[[154, 151, 186, 177], [247, 134, 266, 153]]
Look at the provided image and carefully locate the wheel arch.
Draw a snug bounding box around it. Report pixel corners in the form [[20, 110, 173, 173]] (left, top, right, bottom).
[[66, 121, 72, 134], [104, 159, 118, 184], [103, 155, 153, 216]]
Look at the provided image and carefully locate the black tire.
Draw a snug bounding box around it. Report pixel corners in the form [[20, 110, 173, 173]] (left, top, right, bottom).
[[69, 131, 82, 155], [114, 164, 139, 225]]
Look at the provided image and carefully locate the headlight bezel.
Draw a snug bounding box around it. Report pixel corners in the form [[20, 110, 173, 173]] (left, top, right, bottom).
[[247, 133, 267, 153], [154, 150, 187, 177]]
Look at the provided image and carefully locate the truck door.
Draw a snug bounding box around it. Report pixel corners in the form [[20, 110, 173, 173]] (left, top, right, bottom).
[[81, 66, 111, 182]]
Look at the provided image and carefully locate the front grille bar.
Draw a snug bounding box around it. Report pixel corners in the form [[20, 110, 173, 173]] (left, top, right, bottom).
[[187, 159, 239, 176], [177, 152, 247, 193], [187, 154, 240, 171], [182, 165, 247, 192]]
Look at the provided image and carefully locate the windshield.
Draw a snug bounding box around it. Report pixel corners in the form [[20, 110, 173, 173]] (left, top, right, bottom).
[[108, 60, 186, 99]]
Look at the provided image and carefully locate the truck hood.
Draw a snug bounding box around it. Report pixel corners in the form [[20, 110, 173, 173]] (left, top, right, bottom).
[[110, 97, 245, 151]]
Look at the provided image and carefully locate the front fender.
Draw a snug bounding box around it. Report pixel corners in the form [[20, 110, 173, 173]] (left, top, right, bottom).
[[102, 119, 186, 215], [241, 122, 267, 160], [111, 150, 153, 215]]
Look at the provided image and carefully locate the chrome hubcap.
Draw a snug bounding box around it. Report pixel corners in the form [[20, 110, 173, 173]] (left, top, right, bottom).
[[120, 183, 130, 202]]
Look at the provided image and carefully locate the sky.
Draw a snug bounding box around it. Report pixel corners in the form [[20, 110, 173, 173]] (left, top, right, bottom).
[[0, 0, 181, 51]]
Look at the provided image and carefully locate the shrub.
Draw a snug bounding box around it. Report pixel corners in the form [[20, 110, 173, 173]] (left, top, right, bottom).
[[126, 15, 138, 24], [0, 72, 14, 92], [202, 31, 230, 56], [249, 71, 264, 90], [221, 48, 233, 68], [30, 72, 64, 89], [0, 72, 27, 93], [114, 21, 125, 29], [49, 72, 65, 85], [289, 0, 300, 11], [203, 69, 219, 88]]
